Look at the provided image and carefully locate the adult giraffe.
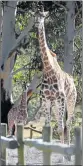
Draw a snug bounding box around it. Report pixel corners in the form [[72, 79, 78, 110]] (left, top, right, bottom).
[[35, 9, 77, 146]]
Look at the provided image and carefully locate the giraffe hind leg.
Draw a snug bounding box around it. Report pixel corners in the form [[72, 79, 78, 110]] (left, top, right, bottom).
[[62, 99, 72, 161], [55, 96, 65, 144], [66, 93, 76, 144], [55, 93, 69, 162], [64, 94, 76, 161], [64, 106, 68, 142]]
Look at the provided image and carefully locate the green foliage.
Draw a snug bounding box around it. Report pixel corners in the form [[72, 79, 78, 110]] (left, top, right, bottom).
[[16, 13, 31, 31]]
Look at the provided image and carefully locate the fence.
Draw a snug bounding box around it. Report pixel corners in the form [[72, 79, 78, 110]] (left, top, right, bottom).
[[24, 124, 42, 138], [1, 123, 82, 165]]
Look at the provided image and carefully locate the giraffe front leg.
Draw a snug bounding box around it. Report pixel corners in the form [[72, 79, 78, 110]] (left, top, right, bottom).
[[45, 100, 51, 126], [8, 120, 16, 136], [55, 94, 65, 144], [55, 93, 67, 163], [11, 123, 16, 136], [58, 119, 64, 144], [7, 121, 14, 137], [56, 109, 65, 163]]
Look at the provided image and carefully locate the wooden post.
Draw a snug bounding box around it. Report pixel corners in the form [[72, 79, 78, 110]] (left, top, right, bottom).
[[17, 124, 25, 165], [42, 126, 52, 165], [75, 127, 82, 165], [1, 123, 7, 165], [30, 125, 36, 139]]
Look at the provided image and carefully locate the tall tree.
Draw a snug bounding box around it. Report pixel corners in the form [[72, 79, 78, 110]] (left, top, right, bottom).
[[1, 2, 35, 123], [64, 1, 75, 74], [2, 2, 17, 100], [0, 1, 2, 127]]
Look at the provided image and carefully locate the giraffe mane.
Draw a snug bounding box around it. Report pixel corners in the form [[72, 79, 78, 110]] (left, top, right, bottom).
[[27, 89, 33, 97], [49, 49, 56, 57]]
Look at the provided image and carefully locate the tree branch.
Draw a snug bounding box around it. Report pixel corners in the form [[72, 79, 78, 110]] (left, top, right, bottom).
[[54, 2, 67, 13], [27, 72, 42, 92], [73, 27, 82, 38], [74, 7, 82, 20], [26, 104, 42, 123], [13, 72, 42, 108], [4, 16, 34, 63], [74, 42, 80, 51], [12, 66, 36, 76]]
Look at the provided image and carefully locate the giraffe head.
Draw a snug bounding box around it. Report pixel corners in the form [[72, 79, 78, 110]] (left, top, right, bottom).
[[35, 10, 49, 30]]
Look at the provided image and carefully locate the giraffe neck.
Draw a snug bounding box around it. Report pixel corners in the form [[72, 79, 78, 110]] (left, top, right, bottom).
[[38, 23, 47, 46], [20, 90, 27, 112], [38, 23, 52, 71], [38, 24, 61, 73]]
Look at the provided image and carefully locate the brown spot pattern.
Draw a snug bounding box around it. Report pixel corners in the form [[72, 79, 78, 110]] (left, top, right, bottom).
[[42, 47, 46, 53], [43, 56, 48, 61]]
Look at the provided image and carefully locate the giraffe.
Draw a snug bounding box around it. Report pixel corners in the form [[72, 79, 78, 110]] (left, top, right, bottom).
[[35, 10, 77, 145], [7, 73, 41, 136], [7, 88, 33, 136]]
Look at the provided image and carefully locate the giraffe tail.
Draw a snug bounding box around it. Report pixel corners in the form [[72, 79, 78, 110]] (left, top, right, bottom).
[[64, 109, 68, 138], [64, 126, 67, 137]]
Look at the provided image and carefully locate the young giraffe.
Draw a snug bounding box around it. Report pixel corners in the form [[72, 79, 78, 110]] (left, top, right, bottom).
[[35, 10, 77, 145], [7, 73, 41, 136], [7, 88, 33, 136]]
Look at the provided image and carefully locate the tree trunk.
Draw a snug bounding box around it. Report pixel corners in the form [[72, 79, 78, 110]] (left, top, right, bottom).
[[2, 2, 17, 100], [64, 1, 75, 74], [0, 2, 35, 125], [0, 2, 2, 128], [1, 2, 17, 124]]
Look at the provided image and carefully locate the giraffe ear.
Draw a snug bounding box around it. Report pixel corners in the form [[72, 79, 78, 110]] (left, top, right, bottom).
[[39, 11, 49, 18], [44, 11, 49, 17]]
